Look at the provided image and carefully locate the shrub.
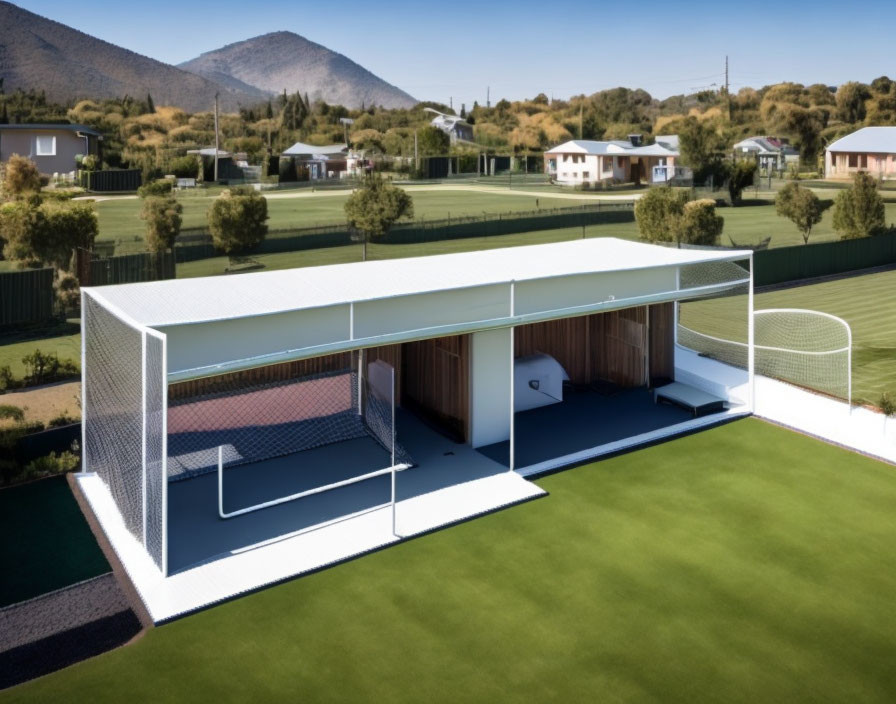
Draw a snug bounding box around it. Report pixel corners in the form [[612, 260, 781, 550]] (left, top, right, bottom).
[[137, 179, 174, 198], [726, 160, 758, 205], [208, 188, 269, 254], [880, 392, 896, 417], [21, 349, 79, 386], [141, 195, 183, 252], [168, 155, 200, 179], [55, 272, 81, 314], [2, 200, 98, 270], [681, 199, 724, 246], [0, 366, 14, 392], [1, 154, 42, 197], [48, 412, 78, 428], [833, 172, 886, 239], [634, 187, 687, 243], [0, 404, 24, 422], [776, 182, 826, 244], [23, 451, 80, 480]]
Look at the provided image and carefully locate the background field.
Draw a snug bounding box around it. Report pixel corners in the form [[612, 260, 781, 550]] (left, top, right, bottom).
[[680, 269, 896, 404], [91, 186, 896, 256], [6, 419, 896, 702]]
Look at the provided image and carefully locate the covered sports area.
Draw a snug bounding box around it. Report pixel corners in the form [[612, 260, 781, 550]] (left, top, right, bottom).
[[78, 237, 753, 621]]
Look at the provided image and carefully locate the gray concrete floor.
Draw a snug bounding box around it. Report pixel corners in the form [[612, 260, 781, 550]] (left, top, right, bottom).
[[166, 410, 508, 573]]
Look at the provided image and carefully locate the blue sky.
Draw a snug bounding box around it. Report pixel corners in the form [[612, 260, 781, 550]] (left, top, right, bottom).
[[17, 0, 896, 106]]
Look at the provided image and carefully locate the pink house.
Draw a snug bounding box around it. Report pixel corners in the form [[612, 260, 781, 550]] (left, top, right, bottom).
[[825, 126, 896, 180]]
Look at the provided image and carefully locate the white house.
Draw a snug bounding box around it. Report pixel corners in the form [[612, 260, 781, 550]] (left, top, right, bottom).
[[732, 136, 799, 171], [825, 126, 896, 180], [544, 135, 686, 186], [281, 141, 348, 179]]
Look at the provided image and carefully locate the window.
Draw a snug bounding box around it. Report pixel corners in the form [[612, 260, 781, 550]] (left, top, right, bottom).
[[582, 171, 590, 179], [35, 135, 56, 156], [859, 154, 868, 169], [603, 157, 613, 173], [848, 153, 858, 168]]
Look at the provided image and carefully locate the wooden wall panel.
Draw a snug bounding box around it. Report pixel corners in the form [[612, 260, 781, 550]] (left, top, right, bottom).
[[402, 335, 470, 442], [514, 317, 591, 384], [590, 307, 647, 387], [648, 302, 675, 384]]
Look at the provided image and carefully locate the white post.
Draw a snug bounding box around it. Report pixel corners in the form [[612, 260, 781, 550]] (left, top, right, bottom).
[[357, 348, 365, 416], [141, 330, 147, 547], [847, 325, 853, 415], [509, 281, 515, 472], [161, 332, 168, 578], [747, 257, 755, 414], [217, 445, 225, 519], [390, 365, 398, 536], [79, 290, 88, 475], [673, 267, 680, 347]]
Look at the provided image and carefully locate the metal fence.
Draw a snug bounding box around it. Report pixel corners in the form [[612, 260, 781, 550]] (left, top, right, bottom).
[[173, 202, 635, 263], [86, 251, 176, 286], [79, 169, 142, 192], [0, 267, 55, 328]]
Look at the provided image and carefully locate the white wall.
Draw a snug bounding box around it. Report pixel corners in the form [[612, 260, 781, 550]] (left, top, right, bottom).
[[470, 328, 512, 448]]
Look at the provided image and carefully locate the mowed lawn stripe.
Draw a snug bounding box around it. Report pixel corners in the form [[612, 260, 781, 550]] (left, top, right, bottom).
[[5, 419, 896, 703]]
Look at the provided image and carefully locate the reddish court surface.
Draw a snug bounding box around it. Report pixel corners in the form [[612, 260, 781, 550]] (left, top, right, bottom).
[[167, 374, 354, 433]]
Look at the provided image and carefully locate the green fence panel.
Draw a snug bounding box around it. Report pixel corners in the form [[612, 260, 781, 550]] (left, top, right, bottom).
[[0, 268, 55, 327], [89, 252, 176, 286], [754, 231, 896, 286]]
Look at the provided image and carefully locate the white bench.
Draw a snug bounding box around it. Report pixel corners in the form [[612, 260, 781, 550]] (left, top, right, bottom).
[[654, 382, 727, 417]]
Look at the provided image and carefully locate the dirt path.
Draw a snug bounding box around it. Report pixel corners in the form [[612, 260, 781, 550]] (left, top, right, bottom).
[[0, 381, 80, 427]]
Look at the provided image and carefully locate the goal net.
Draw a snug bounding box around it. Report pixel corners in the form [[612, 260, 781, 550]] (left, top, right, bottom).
[[167, 352, 413, 482]]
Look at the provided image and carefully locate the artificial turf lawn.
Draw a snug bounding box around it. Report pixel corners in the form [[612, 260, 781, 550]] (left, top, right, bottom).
[[6, 419, 896, 702], [680, 269, 896, 404], [0, 476, 109, 607]]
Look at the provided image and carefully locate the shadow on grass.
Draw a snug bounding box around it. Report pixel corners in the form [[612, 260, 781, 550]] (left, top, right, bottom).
[[0, 320, 80, 347]]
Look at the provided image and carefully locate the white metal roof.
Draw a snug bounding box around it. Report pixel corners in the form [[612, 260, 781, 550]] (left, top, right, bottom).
[[826, 126, 896, 154], [283, 142, 347, 156], [545, 139, 678, 157], [87, 238, 750, 328]]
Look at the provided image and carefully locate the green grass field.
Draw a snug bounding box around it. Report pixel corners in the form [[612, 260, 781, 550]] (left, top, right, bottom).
[[94, 188, 600, 249], [0, 321, 81, 378], [0, 476, 109, 607], [680, 270, 896, 404], [93, 186, 896, 256], [6, 419, 896, 702]]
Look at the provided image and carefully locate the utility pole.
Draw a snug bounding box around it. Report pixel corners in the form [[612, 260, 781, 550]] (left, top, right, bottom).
[[725, 55, 729, 95], [724, 55, 731, 121], [213, 92, 220, 183], [449, 96, 453, 111], [487, 86, 490, 109], [414, 129, 419, 173], [579, 100, 584, 139]]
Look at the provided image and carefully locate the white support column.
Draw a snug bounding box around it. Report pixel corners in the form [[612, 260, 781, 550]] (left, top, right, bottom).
[[673, 267, 680, 347], [747, 256, 756, 414], [509, 281, 515, 472], [141, 330, 147, 547], [79, 290, 88, 475], [161, 331, 169, 578]]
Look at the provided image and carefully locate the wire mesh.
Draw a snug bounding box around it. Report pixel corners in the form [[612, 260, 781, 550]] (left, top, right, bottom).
[[144, 332, 165, 570], [167, 363, 412, 481], [83, 294, 145, 542]]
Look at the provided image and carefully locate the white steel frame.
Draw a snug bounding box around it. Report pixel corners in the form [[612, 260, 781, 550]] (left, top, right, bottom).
[[214, 366, 409, 536]]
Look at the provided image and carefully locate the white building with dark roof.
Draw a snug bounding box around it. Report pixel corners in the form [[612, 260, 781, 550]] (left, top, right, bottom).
[[732, 136, 799, 171], [825, 126, 896, 180]]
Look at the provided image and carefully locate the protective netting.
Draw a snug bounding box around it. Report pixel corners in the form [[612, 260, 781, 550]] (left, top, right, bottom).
[[144, 332, 165, 570], [753, 310, 851, 401], [83, 295, 145, 541], [678, 258, 751, 297], [166, 362, 412, 481]]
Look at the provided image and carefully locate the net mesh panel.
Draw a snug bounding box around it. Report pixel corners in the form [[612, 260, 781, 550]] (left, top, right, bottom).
[[144, 333, 165, 570], [754, 311, 850, 400], [167, 364, 412, 481], [84, 295, 144, 541]]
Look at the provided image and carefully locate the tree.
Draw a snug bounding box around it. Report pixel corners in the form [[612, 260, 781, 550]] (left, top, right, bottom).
[[634, 187, 687, 244], [0, 200, 97, 269], [677, 118, 726, 184], [726, 160, 758, 205], [833, 172, 886, 239], [680, 199, 724, 246], [1, 154, 42, 198], [141, 195, 183, 252], [416, 126, 450, 156], [344, 174, 413, 260], [775, 182, 826, 244], [146, 93, 155, 113], [207, 188, 269, 254], [835, 82, 871, 123]]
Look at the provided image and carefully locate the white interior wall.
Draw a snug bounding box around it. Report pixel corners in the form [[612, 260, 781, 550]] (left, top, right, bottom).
[[470, 328, 512, 448]]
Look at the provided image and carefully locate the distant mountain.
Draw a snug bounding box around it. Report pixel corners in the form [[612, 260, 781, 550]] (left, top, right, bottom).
[[179, 32, 417, 110], [0, 1, 266, 112]]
